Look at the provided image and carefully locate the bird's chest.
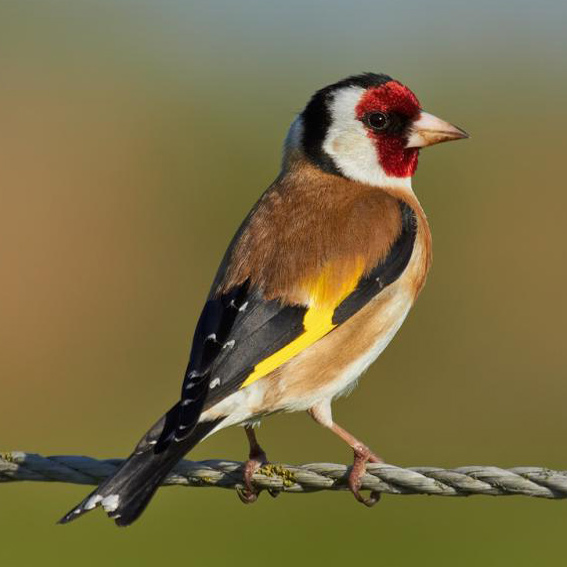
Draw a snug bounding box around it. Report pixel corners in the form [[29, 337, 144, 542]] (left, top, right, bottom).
[[258, 226, 430, 414], [268, 282, 413, 412]]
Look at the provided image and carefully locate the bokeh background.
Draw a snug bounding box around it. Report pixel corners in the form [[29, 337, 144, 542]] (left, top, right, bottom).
[[1, 0, 566, 564]]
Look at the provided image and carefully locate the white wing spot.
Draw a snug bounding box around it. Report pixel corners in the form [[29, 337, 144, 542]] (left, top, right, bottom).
[[238, 302, 248, 312], [223, 340, 235, 349], [210, 377, 221, 389], [84, 495, 103, 510], [206, 333, 217, 341], [101, 495, 120, 513]]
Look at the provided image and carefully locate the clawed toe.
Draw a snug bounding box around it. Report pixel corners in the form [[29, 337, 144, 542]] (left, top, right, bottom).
[[347, 445, 383, 507], [307, 406, 384, 506], [237, 426, 270, 504], [238, 447, 268, 504], [236, 485, 260, 504], [349, 485, 381, 507]]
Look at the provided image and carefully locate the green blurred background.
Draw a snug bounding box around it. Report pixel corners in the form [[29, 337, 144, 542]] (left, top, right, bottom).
[[1, 0, 566, 564]]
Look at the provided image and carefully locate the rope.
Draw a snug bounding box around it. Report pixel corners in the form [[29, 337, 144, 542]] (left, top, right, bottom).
[[2, 452, 566, 499]]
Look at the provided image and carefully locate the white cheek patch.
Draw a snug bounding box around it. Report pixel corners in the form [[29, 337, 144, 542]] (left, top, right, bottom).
[[323, 87, 411, 191]]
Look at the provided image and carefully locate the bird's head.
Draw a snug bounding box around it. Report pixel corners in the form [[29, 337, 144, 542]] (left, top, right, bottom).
[[296, 73, 468, 187]]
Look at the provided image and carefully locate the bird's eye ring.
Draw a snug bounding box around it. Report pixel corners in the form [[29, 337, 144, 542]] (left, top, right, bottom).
[[365, 112, 389, 131]]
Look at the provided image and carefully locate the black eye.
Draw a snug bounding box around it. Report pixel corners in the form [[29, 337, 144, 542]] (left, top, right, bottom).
[[365, 112, 389, 131]]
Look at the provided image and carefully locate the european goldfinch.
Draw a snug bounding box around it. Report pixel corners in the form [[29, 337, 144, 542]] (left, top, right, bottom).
[[60, 73, 468, 526]]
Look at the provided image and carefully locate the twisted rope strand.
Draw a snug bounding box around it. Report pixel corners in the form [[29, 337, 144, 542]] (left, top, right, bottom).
[[1, 452, 566, 499]]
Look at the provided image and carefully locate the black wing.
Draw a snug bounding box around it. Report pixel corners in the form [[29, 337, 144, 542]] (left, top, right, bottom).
[[175, 284, 307, 436]]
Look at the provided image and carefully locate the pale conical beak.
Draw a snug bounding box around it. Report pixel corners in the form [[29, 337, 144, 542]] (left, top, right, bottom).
[[406, 111, 469, 148]]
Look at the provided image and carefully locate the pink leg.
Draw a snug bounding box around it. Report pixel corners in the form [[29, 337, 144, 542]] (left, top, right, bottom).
[[309, 403, 383, 507], [237, 425, 268, 504]]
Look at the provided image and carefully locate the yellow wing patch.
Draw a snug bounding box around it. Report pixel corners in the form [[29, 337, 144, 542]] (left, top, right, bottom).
[[240, 259, 364, 389]]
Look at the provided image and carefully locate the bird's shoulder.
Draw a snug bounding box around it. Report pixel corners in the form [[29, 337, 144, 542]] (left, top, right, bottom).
[[217, 157, 408, 307]]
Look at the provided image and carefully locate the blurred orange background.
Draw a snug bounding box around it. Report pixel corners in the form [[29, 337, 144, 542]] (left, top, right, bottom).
[[1, 1, 566, 565]]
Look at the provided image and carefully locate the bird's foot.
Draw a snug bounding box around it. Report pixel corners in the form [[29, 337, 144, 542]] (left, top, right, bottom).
[[348, 445, 383, 507], [237, 446, 268, 504]]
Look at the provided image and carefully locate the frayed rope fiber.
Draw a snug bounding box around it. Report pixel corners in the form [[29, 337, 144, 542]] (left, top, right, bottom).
[[2, 452, 567, 499]]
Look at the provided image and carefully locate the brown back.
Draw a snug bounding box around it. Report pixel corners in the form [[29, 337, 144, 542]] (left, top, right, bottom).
[[218, 158, 408, 307]]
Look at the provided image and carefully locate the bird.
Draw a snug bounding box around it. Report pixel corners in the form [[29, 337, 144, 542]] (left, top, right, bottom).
[[59, 72, 468, 526]]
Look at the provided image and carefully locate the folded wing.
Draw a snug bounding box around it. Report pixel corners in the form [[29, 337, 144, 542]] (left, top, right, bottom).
[[174, 201, 417, 441]]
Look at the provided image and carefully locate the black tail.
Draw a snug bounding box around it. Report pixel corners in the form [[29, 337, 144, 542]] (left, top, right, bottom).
[[59, 404, 223, 527]]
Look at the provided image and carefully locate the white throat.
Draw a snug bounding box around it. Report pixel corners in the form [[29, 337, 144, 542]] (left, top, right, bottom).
[[322, 86, 412, 191]]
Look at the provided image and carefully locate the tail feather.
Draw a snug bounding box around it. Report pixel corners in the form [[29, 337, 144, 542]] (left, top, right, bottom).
[[59, 408, 222, 527]]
